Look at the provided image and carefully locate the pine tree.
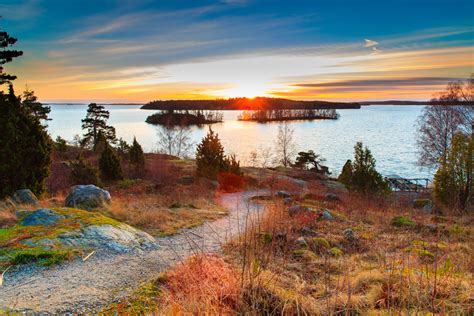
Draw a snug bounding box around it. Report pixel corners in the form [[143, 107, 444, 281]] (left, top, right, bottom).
[[338, 159, 353, 187], [21, 88, 51, 122], [0, 28, 52, 198], [129, 137, 145, 171], [0, 29, 23, 84], [81, 103, 116, 148], [434, 132, 473, 211], [347, 142, 389, 195], [70, 154, 100, 185], [99, 142, 123, 181], [196, 128, 227, 179]]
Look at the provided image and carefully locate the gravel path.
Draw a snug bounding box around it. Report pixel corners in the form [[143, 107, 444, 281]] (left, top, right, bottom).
[[0, 190, 269, 314]]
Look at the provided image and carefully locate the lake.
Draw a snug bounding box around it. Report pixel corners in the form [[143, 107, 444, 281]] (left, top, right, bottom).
[[46, 104, 434, 179]]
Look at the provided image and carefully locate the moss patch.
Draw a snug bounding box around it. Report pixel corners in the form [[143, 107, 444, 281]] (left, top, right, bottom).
[[0, 207, 124, 268]]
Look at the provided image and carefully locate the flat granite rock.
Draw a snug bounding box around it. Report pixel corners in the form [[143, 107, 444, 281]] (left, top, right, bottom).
[[21, 209, 65, 226]]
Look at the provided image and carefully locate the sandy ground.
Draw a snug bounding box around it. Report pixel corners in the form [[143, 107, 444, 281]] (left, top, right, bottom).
[[0, 190, 269, 314]]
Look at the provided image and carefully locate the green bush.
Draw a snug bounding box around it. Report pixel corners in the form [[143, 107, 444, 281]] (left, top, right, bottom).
[[99, 143, 123, 181], [70, 154, 100, 185], [338, 142, 389, 195], [196, 128, 241, 179], [391, 216, 416, 227], [433, 132, 472, 211], [129, 137, 145, 171]]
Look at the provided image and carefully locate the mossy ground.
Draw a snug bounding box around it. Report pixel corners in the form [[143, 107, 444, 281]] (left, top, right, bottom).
[[0, 208, 121, 269]]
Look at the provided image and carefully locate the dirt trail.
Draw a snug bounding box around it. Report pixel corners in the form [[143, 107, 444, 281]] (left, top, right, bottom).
[[0, 190, 268, 314]]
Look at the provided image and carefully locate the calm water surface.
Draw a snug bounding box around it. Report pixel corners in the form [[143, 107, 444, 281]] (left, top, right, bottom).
[[47, 104, 433, 179]]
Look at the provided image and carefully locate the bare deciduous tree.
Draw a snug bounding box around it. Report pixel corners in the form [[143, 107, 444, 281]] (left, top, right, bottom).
[[417, 76, 473, 167], [156, 125, 194, 158], [275, 123, 296, 167]]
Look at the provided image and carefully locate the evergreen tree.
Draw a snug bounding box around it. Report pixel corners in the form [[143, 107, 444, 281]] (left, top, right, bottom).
[[81, 103, 116, 148], [434, 132, 473, 211], [338, 159, 353, 187], [22, 88, 51, 122], [0, 28, 52, 198], [294, 150, 327, 172], [196, 128, 228, 179], [0, 29, 23, 84], [224, 154, 241, 175], [99, 142, 123, 181], [70, 154, 100, 185], [129, 137, 145, 171], [344, 142, 389, 195], [54, 136, 68, 153]]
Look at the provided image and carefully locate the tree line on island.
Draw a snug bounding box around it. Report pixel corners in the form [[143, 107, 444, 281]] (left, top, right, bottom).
[[0, 25, 472, 213]]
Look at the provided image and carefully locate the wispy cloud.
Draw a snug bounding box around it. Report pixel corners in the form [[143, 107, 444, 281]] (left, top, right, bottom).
[[364, 39, 378, 47], [0, 0, 41, 21]]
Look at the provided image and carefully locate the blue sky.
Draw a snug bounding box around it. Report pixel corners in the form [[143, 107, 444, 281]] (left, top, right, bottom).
[[1, 0, 473, 102]]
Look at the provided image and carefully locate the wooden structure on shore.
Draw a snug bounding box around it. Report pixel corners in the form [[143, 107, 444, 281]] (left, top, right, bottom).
[[384, 175, 430, 193]]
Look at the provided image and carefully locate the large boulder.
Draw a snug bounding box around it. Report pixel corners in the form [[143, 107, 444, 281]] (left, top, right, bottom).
[[21, 208, 65, 226], [13, 189, 38, 206], [277, 191, 291, 198], [57, 224, 157, 252], [65, 185, 111, 211]]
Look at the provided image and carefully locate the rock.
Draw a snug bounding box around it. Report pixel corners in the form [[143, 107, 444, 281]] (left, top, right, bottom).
[[58, 224, 157, 252], [413, 199, 432, 209], [277, 191, 291, 198], [15, 209, 31, 219], [178, 176, 194, 185], [321, 209, 334, 220], [422, 204, 433, 214], [325, 193, 340, 201], [343, 228, 355, 241], [283, 197, 293, 205], [21, 209, 65, 227], [65, 185, 111, 211], [13, 189, 39, 206], [295, 236, 307, 247], [424, 224, 438, 232], [289, 205, 313, 216]]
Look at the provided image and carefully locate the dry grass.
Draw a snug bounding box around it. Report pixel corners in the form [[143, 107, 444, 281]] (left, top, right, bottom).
[[107, 191, 226, 236]]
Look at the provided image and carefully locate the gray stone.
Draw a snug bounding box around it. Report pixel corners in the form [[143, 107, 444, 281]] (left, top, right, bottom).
[[343, 228, 355, 241], [277, 191, 291, 198], [321, 209, 334, 220], [58, 224, 157, 253], [283, 197, 293, 205], [288, 205, 313, 216], [295, 236, 307, 247], [21, 209, 65, 227], [65, 185, 111, 211], [13, 189, 38, 206], [325, 193, 340, 201], [422, 204, 433, 214]]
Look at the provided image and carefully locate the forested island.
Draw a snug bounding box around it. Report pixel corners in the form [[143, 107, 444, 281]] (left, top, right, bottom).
[[141, 97, 361, 110], [146, 110, 223, 126], [238, 108, 339, 122]]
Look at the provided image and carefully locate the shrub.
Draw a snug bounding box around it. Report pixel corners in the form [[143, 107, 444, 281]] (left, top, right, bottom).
[[339, 142, 389, 195], [99, 143, 123, 181], [196, 128, 241, 179], [391, 215, 415, 227], [433, 132, 472, 211], [54, 136, 68, 153], [217, 172, 245, 192], [70, 154, 100, 185], [129, 137, 145, 171]]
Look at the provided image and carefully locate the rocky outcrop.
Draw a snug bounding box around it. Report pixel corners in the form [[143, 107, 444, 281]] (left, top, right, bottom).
[[13, 189, 39, 206], [17, 207, 158, 253], [65, 185, 111, 211], [58, 224, 157, 252], [21, 209, 65, 226]]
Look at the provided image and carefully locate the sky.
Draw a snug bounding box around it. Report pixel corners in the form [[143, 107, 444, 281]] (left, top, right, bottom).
[[1, 0, 473, 102]]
